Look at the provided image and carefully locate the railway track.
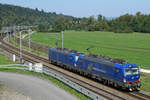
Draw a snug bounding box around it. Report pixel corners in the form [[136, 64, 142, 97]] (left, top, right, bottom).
[[1, 40, 150, 100], [1, 41, 124, 100], [129, 91, 150, 100]]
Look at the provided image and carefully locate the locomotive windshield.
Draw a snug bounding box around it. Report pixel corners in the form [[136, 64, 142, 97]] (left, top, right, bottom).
[[131, 68, 139, 74], [124, 68, 139, 75], [125, 68, 132, 75]]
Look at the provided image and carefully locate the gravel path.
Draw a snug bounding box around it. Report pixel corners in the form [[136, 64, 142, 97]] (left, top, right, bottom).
[[0, 72, 79, 100]]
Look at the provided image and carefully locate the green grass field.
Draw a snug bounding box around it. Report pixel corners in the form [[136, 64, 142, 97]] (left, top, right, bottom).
[[0, 54, 17, 65], [29, 31, 150, 69], [141, 73, 150, 92]]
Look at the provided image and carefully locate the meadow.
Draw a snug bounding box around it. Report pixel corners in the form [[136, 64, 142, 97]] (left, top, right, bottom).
[[29, 31, 150, 69]]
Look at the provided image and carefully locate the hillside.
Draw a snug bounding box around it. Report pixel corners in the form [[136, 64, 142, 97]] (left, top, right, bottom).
[[0, 3, 75, 27]]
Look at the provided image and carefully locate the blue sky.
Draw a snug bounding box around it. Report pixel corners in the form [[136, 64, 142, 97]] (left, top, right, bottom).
[[0, 0, 150, 17]]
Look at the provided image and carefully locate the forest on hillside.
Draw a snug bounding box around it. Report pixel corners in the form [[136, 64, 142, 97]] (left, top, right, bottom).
[[0, 3, 76, 29], [0, 3, 150, 33]]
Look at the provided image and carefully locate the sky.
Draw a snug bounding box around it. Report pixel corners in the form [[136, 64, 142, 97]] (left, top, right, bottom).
[[0, 0, 150, 17]]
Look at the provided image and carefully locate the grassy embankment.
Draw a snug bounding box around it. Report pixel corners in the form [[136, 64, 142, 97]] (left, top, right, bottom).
[[29, 31, 150, 69], [0, 54, 17, 65], [9, 36, 48, 57], [0, 52, 91, 100]]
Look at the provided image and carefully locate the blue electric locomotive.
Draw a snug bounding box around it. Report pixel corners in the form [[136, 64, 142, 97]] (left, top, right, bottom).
[[49, 47, 141, 91], [76, 54, 141, 91], [49, 48, 80, 67]]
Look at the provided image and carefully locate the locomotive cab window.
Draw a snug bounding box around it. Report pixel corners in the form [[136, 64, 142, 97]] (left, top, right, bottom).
[[124, 68, 139, 75], [131, 68, 139, 74], [125, 68, 132, 75]]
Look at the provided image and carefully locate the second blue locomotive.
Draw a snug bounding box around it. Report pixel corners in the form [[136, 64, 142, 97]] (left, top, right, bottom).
[[49, 47, 141, 91]]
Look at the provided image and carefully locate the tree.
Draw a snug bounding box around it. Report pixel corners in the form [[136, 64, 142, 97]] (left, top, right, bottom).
[[35, 8, 39, 12], [52, 16, 68, 32], [0, 24, 1, 30], [86, 16, 96, 31], [98, 14, 103, 22], [0, 17, 2, 30], [38, 23, 49, 32]]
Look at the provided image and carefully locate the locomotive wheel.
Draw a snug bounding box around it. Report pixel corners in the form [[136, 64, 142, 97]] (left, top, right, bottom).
[[103, 80, 108, 85], [134, 87, 140, 91], [114, 83, 118, 88]]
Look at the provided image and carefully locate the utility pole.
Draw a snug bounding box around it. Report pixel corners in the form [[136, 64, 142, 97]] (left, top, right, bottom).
[[28, 28, 31, 51], [61, 31, 64, 49], [13, 26, 16, 45], [7, 27, 9, 42], [19, 29, 22, 63]]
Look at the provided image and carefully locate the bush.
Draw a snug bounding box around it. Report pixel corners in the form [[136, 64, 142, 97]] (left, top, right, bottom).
[[37, 24, 49, 32], [113, 27, 133, 33]]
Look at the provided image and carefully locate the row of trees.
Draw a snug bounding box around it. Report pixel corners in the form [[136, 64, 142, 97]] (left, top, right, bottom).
[[1, 3, 150, 33], [51, 12, 150, 33], [109, 12, 150, 33]]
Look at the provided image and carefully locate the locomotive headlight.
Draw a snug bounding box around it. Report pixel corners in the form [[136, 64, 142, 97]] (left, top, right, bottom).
[[123, 78, 126, 82], [129, 65, 132, 68]]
